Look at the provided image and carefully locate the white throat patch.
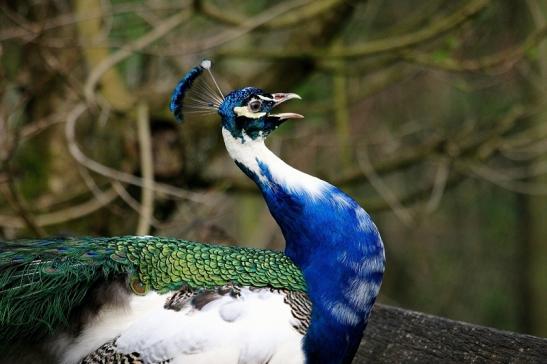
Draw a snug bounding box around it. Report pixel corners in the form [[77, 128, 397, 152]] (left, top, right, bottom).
[[221, 127, 327, 198]]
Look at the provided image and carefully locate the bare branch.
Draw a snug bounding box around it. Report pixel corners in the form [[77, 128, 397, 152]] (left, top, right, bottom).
[[425, 158, 451, 213], [64, 102, 208, 203], [459, 160, 547, 195], [197, 0, 346, 30], [161, 0, 319, 56], [0, 187, 118, 228], [0, 101, 45, 236], [357, 149, 414, 225], [112, 182, 160, 228], [0, 1, 192, 42], [217, 0, 491, 60], [0, 180, 46, 236], [83, 9, 192, 108], [136, 101, 154, 236], [402, 24, 547, 73]]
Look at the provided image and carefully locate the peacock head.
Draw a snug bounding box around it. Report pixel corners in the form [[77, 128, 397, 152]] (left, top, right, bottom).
[[218, 87, 303, 141], [169, 60, 302, 142]]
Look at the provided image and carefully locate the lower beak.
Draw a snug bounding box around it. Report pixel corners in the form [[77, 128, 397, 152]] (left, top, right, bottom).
[[270, 93, 304, 120]]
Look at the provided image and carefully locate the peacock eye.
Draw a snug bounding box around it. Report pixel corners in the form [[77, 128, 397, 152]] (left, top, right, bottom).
[[248, 100, 262, 112]]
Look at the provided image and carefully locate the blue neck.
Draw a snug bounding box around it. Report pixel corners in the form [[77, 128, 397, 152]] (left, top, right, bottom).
[[233, 149, 385, 364]]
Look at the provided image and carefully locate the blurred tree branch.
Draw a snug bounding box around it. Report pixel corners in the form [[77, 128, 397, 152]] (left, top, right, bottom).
[[159, 0, 326, 56], [196, 0, 346, 30], [402, 24, 547, 73], [217, 0, 491, 60], [136, 101, 154, 235], [357, 147, 414, 224], [0, 93, 46, 236], [64, 103, 208, 203], [0, 187, 118, 228], [0, 1, 191, 42], [82, 8, 192, 109], [75, 0, 135, 110]]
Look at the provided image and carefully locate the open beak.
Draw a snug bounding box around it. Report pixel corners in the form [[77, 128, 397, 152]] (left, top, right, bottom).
[[270, 93, 304, 120]]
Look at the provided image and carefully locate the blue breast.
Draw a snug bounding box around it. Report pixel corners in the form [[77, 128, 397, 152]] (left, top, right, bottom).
[[253, 161, 385, 364]]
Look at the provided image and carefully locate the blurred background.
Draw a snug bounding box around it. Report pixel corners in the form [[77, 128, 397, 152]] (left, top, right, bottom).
[[1, 0, 546, 337]]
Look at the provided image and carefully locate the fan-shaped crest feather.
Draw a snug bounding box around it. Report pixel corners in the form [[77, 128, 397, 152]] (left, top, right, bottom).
[[169, 59, 223, 123]]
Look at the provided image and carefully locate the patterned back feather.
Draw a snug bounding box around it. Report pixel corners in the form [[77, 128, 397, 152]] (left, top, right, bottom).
[[0, 236, 305, 347]]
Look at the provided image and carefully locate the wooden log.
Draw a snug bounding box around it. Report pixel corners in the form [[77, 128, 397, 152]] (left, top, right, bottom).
[[356, 304, 547, 363]]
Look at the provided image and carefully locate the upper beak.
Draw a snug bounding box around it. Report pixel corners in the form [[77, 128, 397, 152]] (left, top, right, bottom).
[[270, 93, 304, 120]]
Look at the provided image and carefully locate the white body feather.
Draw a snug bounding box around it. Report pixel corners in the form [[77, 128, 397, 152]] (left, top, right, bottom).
[[58, 288, 305, 364]]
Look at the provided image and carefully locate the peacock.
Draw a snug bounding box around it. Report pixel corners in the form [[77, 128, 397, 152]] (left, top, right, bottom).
[[0, 60, 385, 364]]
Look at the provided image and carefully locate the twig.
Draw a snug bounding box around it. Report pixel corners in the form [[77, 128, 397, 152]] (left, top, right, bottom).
[[0, 180, 46, 236], [76, 0, 135, 111], [502, 137, 547, 161], [216, 0, 491, 60], [402, 24, 547, 73], [341, 104, 528, 211], [197, 0, 345, 30], [39, 48, 88, 102], [77, 166, 114, 205], [498, 113, 547, 161], [0, 1, 192, 42], [64, 102, 208, 203], [338, 135, 446, 187], [356, 149, 414, 226], [20, 112, 66, 139], [112, 182, 160, 227], [136, 101, 154, 235], [161, 0, 317, 56], [426, 158, 451, 213], [0, 103, 46, 236], [364, 174, 463, 213], [83, 9, 192, 107], [458, 160, 547, 195], [0, 187, 118, 228]]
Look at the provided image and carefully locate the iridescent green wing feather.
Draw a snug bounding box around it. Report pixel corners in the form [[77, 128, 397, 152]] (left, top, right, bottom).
[[0, 236, 305, 345]]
